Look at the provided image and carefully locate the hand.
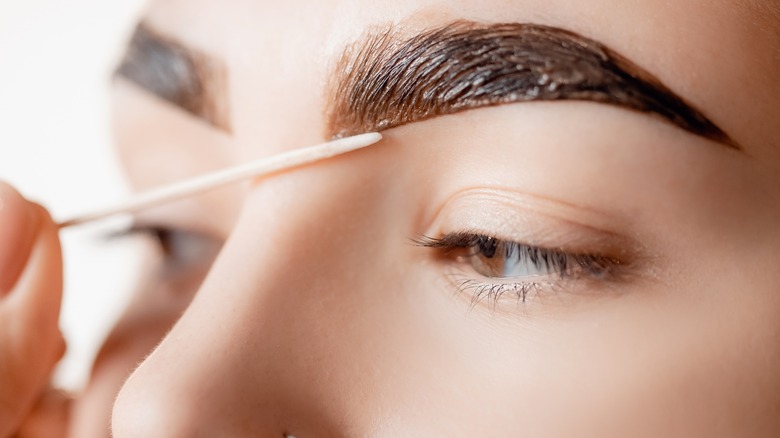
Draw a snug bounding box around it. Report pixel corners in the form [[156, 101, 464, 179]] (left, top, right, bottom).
[[0, 182, 66, 437]]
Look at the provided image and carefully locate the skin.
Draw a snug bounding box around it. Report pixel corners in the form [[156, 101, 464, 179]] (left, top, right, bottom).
[[0, 183, 66, 437], [2, 0, 780, 436]]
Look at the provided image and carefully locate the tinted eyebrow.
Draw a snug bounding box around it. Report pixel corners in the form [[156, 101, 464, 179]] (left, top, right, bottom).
[[115, 22, 231, 131], [326, 21, 738, 149]]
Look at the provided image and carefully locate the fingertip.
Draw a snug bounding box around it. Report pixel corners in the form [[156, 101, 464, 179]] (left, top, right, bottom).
[[55, 328, 67, 362], [30, 202, 60, 238]]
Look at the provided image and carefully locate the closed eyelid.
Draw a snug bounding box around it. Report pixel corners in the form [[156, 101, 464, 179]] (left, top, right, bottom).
[[430, 187, 630, 235]]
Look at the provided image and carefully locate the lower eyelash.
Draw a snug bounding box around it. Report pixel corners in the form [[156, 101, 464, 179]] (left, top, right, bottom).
[[459, 278, 541, 308], [446, 270, 555, 310]]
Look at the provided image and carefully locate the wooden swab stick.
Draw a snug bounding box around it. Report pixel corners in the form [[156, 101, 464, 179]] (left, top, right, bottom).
[[58, 132, 383, 229]]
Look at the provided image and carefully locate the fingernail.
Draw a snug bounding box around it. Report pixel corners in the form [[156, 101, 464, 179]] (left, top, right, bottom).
[[0, 181, 41, 294]]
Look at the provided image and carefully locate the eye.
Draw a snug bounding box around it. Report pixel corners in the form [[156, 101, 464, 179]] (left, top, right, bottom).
[[419, 233, 618, 279], [109, 224, 222, 270], [465, 235, 616, 279], [417, 232, 623, 305]]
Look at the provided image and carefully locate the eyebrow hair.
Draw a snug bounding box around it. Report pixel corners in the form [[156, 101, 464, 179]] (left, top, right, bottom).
[[326, 21, 738, 149], [115, 22, 231, 131]]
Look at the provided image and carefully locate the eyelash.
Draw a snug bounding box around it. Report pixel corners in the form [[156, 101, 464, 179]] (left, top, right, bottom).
[[107, 224, 219, 269], [110, 224, 177, 254], [415, 232, 622, 307]]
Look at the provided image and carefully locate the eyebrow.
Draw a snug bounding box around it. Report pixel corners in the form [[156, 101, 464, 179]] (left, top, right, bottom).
[[115, 22, 231, 131], [326, 21, 738, 149]]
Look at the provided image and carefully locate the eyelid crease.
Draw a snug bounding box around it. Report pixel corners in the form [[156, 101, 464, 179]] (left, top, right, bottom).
[[428, 186, 632, 238]]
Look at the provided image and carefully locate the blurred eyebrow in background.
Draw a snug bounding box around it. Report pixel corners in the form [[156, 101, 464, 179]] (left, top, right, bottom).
[[327, 21, 738, 149], [115, 23, 231, 131]]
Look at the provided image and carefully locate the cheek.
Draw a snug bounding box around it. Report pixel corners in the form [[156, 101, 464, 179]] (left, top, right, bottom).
[[523, 263, 780, 435]]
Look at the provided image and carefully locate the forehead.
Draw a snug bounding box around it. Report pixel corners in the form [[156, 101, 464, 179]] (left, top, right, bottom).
[[138, 0, 779, 159]]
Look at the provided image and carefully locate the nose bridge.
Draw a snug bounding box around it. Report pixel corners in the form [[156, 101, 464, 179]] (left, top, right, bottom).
[[112, 163, 399, 436]]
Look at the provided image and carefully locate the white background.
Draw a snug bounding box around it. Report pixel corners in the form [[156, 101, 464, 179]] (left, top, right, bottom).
[[0, 0, 148, 390]]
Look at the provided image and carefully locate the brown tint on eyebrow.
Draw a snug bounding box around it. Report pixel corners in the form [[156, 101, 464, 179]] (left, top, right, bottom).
[[326, 21, 737, 148], [116, 22, 231, 131]]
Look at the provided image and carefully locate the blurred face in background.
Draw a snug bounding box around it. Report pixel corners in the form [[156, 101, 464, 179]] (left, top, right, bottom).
[[70, 0, 780, 436]]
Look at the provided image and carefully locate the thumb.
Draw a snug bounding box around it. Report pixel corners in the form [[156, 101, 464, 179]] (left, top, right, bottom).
[[0, 183, 65, 437]]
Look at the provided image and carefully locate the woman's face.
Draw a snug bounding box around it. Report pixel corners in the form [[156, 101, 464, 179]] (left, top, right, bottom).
[[72, 0, 780, 436]]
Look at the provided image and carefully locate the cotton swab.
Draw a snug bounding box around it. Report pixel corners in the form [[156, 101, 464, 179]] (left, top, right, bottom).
[[57, 132, 383, 229]]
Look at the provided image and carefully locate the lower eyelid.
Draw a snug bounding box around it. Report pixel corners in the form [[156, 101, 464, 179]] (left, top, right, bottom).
[[457, 278, 548, 306], [440, 253, 634, 313]]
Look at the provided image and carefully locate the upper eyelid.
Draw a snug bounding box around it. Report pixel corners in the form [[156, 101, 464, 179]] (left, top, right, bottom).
[[425, 187, 645, 260], [102, 223, 159, 242], [415, 232, 622, 263], [426, 187, 631, 239]]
